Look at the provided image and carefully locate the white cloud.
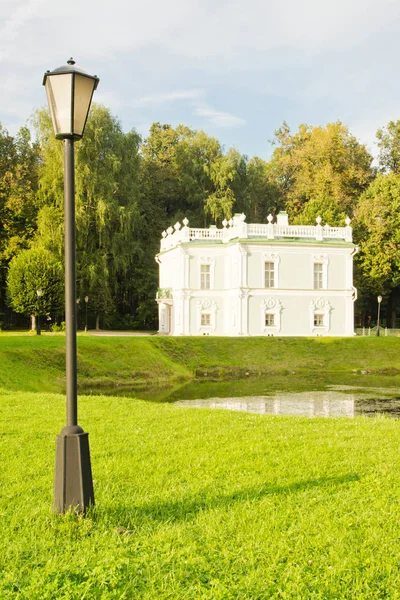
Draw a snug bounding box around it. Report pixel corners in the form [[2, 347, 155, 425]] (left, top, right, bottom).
[[0, 0, 46, 62], [0, 0, 399, 157], [193, 104, 246, 128], [3, 0, 400, 68], [134, 90, 203, 108]]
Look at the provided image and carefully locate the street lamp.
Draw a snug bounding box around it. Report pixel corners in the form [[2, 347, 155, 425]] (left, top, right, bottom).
[[377, 295, 383, 337], [43, 58, 99, 513], [36, 289, 43, 335], [84, 296, 89, 332], [76, 297, 80, 330]]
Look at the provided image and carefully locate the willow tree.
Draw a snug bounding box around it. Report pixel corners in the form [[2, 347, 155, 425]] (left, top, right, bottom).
[[34, 104, 141, 328]]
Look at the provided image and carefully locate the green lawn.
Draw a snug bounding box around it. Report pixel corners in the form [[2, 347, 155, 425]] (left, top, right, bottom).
[[1, 333, 400, 393], [2, 391, 400, 598], [2, 335, 400, 598]]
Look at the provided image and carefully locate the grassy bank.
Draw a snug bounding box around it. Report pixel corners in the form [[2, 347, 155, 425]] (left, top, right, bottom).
[[2, 390, 400, 598], [1, 333, 400, 394]]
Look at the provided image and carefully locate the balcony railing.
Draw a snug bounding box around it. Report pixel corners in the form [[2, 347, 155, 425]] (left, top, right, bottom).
[[160, 214, 353, 251]]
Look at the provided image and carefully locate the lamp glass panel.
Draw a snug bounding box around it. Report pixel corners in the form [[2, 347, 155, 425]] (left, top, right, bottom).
[[73, 74, 96, 136], [45, 74, 73, 136]]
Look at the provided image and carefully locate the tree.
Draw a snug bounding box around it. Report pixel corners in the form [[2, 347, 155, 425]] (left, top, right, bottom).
[[7, 247, 64, 321], [376, 120, 400, 174], [244, 157, 282, 222], [269, 121, 374, 225], [34, 104, 142, 328], [354, 172, 400, 327], [0, 125, 39, 310], [206, 148, 244, 222]]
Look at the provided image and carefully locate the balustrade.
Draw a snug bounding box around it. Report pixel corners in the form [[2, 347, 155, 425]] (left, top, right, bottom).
[[160, 215, 353, 250]]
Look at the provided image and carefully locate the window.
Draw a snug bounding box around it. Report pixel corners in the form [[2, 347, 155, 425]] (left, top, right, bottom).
[[197, 298, 217, 333], [310, 298, 332, 333], [200, 264, 210, 289], [201, 313, 211, 326], [261, 298, 282, 334], [313, 263, 323, 289], [264, 262, 275, 288], [265, 313, 275, 327], [314, 313, 324, 327]]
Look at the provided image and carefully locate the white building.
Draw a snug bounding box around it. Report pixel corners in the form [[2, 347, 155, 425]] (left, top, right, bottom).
[[155, 212, 358, 336]]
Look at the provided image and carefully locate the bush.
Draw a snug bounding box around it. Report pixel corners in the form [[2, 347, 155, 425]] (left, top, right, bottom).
[[52, 321, 66, 332]]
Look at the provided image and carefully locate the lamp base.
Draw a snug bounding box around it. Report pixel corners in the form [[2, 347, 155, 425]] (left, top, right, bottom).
[[54, 426, 94, 513]]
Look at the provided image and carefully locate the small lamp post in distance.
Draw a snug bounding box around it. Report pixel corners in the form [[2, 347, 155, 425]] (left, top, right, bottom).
[[36, 289, 43, 335], [84, 296, 89, 332], [377, 295, 383, 337], [76, 297, 80, 330], [43, 58, 99, 513]]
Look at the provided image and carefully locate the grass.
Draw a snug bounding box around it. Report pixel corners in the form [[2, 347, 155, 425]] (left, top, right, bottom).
[[1, 333, 400, 394], [2, 334, 400, 597], [2, 391, 400, 598]]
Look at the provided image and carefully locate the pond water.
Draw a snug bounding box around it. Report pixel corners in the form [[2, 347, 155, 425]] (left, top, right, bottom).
[[174, 388, 400, 418], [81, 374, 400, 418]]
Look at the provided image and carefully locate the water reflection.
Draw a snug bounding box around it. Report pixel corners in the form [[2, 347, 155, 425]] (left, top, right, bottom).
[[175, 391, 400, 418]]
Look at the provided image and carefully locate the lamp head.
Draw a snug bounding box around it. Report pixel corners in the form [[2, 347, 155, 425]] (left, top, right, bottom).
[[43, 58, 99, 140]]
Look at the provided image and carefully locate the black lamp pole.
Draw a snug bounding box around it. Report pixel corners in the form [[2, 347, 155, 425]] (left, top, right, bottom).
[[85, 296, 89, 332], [36, 289, 43, 335], [64, 139, 79, 428], [377, 295, 382, 337], [43, 58, 99, 513]]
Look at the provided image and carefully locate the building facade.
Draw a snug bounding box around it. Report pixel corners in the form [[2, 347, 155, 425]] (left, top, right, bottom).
[[155, 212, 358, 336]]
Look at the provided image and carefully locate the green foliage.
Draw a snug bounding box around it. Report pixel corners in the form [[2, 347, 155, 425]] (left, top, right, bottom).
[[354, 172, 400, 294], [269, 121, 374, 225], [52, 321, 65, 332], [6, 247, 64, 317], [376, 120, 400, 173], [5, 106, 400, 327], [34, 105, 142, 322], [245, 156, 282, 221], [0, 124, 40, 309]]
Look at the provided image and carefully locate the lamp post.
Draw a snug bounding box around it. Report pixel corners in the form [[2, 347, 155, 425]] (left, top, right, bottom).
[[43, 58, 99, 513], [84, 296, 89, 332], [377, 295, 383, 337], [36, 289, 43, 335], [76, 297, 80, 330]]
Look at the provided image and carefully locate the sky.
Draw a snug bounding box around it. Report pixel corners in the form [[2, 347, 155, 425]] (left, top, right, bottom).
[[1, 0, 400, 160]]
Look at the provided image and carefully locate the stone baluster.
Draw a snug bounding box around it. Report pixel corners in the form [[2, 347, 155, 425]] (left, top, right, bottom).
[[345, 216, 352, 242], [181, 217, 190, 242], [267, 214, 274, 239], [315, 216, 323, 241]]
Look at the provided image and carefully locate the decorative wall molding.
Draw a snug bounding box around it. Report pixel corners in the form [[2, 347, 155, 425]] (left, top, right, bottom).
[[196, 298, 217, 333], [260, 297, 283, 334], [312, 254, 329, 264], [310, 298, 332, 333]]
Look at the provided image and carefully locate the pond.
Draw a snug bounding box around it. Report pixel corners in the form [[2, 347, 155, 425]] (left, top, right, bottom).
[[174, 389, 400, 418], [81, 373, 400, 418]]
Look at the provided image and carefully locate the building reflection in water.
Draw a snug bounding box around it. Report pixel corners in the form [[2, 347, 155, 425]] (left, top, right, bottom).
[[175, 392, 356, 418]]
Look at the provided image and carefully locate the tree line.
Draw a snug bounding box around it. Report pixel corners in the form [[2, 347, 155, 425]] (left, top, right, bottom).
[[1, 105, 399, 330]]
